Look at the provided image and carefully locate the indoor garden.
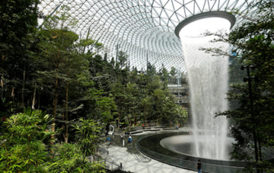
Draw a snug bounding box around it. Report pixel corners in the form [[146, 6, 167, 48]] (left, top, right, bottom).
[[0, 0, 273, 173]]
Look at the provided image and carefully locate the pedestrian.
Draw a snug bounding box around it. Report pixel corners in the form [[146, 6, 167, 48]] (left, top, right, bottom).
[[106, 136, 111, 142], [120, 133, 125, 147], [197, 159, 202, 173], [105, 122, 110, 136], [128, 134, 132, 144], [119, 162, 123, 170]]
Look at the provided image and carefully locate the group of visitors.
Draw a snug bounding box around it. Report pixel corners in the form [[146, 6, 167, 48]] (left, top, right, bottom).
[[105, 123, 133, 146], [105, 123, 203, 173], [120, 133, 132, 144]]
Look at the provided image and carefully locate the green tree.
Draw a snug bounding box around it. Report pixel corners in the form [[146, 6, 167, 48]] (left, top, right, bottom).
[[218, 0, 273, 172], [74, 118, 102, 160], [93, 89, 117, 122], [0, 0, 39, 112], [46, 143, 105, 173], [37, 28, 78, 141], [0, 110, 51, 172], [159, 64, 169, 89]]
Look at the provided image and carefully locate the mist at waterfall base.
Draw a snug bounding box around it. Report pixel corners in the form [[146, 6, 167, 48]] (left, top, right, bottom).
[[179, 18, 231, 160]]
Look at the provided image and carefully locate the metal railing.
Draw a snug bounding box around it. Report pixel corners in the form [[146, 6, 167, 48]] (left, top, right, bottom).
[[136, 134, 247, 173]]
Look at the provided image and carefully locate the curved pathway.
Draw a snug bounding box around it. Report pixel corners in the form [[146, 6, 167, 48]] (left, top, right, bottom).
[[104, 145, 195, 173]]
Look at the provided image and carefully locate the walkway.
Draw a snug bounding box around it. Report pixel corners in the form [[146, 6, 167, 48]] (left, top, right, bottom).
[[103, 144, 195, 173]]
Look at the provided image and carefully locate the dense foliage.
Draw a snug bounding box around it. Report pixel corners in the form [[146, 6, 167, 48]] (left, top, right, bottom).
[[0, 0, 39, 114], [219, 0, 274, 172], [0, 110, 105, 172], [0, 1, 187, 172], [0, 110, 50, 172]]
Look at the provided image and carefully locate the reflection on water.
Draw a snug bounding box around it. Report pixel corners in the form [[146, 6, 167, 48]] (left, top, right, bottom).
[[160, 135, 234, 160]]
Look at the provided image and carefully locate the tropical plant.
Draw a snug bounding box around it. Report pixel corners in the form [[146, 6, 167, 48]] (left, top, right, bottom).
[[74, 118, 103, 160], [46, 143, 105, 173], [0, 109, 51, 172], [204, 1, 274, 172]]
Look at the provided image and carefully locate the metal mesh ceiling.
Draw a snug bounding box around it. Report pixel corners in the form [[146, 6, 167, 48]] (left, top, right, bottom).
[[39, 0, 252, 71]]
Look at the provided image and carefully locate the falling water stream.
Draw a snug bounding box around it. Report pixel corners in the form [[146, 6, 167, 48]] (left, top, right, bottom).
[[179, 18, 231, 160]]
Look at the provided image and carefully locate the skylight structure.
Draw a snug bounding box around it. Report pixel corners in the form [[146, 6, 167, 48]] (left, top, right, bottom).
[[39, 0, 252, 71]]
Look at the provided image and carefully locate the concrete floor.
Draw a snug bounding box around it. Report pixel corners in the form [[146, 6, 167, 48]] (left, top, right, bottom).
[[102, 145, 195, 173]]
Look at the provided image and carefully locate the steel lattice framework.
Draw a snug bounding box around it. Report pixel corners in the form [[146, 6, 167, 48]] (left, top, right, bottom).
[[39, 0, 252, 70]]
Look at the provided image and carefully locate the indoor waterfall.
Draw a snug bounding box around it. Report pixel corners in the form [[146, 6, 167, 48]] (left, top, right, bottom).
[[179, 18, 231, 160]]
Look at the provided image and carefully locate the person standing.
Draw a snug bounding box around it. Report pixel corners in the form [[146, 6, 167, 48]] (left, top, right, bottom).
[[197, 159, 202, 173], [105, 122, 110, 136], [128, 134, 132, 144], [120, 133, 125, 147]]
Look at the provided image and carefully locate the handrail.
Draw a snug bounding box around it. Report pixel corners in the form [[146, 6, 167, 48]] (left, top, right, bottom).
[[135, 133, 248, 173]]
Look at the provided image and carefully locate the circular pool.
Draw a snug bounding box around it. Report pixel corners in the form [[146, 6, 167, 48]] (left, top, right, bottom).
[[136, 132, 248, 173], [160, 135, 234, 160]]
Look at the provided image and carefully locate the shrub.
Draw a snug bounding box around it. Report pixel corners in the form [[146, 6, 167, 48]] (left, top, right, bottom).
[[0, 109, 51, 172]]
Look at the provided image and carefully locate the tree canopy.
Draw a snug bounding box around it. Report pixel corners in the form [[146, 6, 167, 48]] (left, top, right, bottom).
[[0, 2, 187, 172], [218, 0, 273, 172]]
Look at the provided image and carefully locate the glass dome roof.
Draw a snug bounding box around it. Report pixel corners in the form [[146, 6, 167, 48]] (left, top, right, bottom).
[[39, 0, 252, 71]]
